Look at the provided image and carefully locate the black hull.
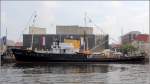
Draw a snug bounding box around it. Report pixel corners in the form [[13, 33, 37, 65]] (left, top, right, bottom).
[[12, 49, 145, 62], [12, 49, 88, 62]]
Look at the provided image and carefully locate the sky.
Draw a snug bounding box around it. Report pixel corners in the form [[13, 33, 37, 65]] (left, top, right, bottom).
[[0, 1, 149, 44]]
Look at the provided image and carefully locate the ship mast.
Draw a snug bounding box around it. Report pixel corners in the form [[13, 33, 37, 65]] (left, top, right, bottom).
[[149, 23, 150, 42], [149, 23, 150, 59], [30, 11, 37, 50], [5, 27, 7, 55], [0, 21, 1, 56], [83, 12, 86, 51], [84, 12, 89, 51]]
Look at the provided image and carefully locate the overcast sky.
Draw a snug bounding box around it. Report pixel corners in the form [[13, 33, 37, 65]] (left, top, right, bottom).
[[1, 1, 149, 44]]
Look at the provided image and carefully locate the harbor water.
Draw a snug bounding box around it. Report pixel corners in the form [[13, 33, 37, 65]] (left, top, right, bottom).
[[0, 62, 149, 84]]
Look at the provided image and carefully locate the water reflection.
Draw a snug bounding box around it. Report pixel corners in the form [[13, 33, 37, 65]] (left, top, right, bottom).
[[0, 62, 149, 84], [13, 63, 112, 74]]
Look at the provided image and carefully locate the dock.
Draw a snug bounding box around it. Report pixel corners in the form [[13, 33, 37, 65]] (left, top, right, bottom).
[[1, 49, 15, 63]]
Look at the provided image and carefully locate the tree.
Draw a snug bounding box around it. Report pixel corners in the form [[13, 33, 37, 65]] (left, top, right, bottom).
[[121, 44, 137, 54]]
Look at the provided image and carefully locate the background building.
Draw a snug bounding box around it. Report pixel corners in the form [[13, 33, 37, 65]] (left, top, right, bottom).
[[135, 34, 150, 43], [23, 25, 109, 51], [121, 31, 150, 56], [56, 25, 93, 35], [121, 31, 141, 44], [23, 34, 109, 51], [29, 26, 46, 34], [131, 34, 150, 55]]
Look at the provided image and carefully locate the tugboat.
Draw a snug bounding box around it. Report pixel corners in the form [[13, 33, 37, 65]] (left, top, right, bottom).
[[11, 42, 145, 62], [12, 40, 90, 62], [11, 38, 145, 62], [11, 34, 145, 63]]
